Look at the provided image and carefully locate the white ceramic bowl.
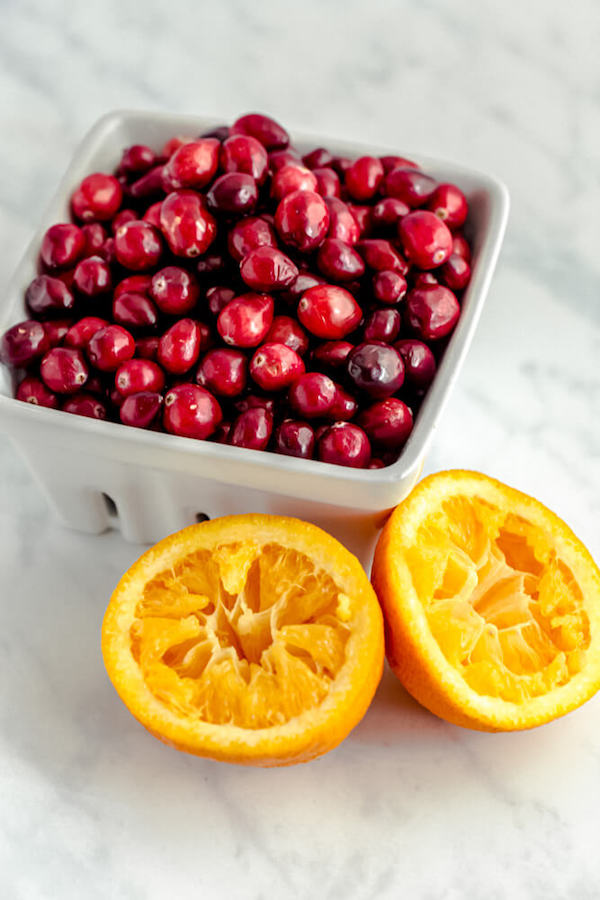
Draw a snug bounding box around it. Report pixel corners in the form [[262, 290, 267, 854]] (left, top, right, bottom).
[[0, 111, 509, 564]]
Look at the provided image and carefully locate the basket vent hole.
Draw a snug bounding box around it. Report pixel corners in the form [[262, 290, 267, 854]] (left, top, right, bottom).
[[195, 512, 210, 523], [102, 493, 118, 519]]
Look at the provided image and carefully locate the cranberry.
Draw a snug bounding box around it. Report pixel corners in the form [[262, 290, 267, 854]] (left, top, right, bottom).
[[347, 342, 404, 398], [227, 215, 277, 262], [280, 272, 326, 304], [114, 274, 153, 299], [288, 372, 336, 418], [331, 156, 353, 177], [16, 375, 59, 409], [371, 197, 410, 230], [451, 233, 472, 262], [115, 359, 165, 396], [40, 347, 88, 393], [428, 183, 468, 230], [325, 198, 360, 245], [119, 391, 163, 429], [384, 168, 437, 207], [231, 113, 289, 150], [40, 224, 86, 270], [135, 336, 160, 360], [0, 320, 49, 366], [162, 136, 194, 156], [369, 458, 387, 469], [302, 148, 333, 169], [330, 384, 358, 420], [200, 125, 230, 141], [405, 285, 460, 341], [207, 285, 236, 317], [271, 165, 317, 201], [163, 383, 222, 439], [112, 209, 138, 233], [129, 165, 166, 200], [211, 421, 232, 443], [363, 308, 401, 343], [311, 340, 353, 370], [64, 316, 109, 349], [318, 422, 371, 468], [113, 292, 159, 329], [73, 256, 112, 297], [158, 319, 202, 374], [162, 139, 220, 191], [114, 220, 163, 270], [356, 239, 409, 274], [274, 419, 315, 459], [414, 272, 439, 288], [265, 315, 309, 356], [347, 204, 372, 237], [314, 238, 364, 283], [98, 237, 116, 264], [71, 173, 123, 221], [118, 144, 156, 177], [217, 293, 274, 347], [394, 339, 437, 389], [82, 222, 107, 255], [269, 149, 302, 171], [439, 254, 471, 290], [43, 319, 72, 347], [150, 266, 200, 314], [358, 398, 413, 450], [249, 342, 305, 391], [160, 191, 217, 258], [399, 210, 453, 269], [381, 155, 418, 173], [197, 322, 214, 352], [206, 173, 258, 215], [373, 270, 408, 305], [62, 393, 107, 419], [25, 275, 75, 317], [313, 167, 341, 198], [87, 325, 135, 372], [345, 156, 384, 201], [297, 284, 361, 339], [233, 393, 276, 416], [229, 407, 273, 450], [143, 201, 163, 228], [196, 348, 247, 398], [275, 190, 330, 252], [220, 134, 269, 185], [240, 246, 298, 291], [196, 253, 227, 276]]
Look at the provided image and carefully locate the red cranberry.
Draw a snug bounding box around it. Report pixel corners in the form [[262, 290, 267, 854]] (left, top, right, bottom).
[[312, 167, 341, 199], [405, 284, 460, 340], [82, 222, 107, 255], [229, 407, 273, 450], [71, 173, 123, 222], [373, 270, 408, 304], [196, 322, 214, 353], [395, 338, 437, 389], [40, 224, 86, 270], [162, 136, 193, 156], [440, 254, 471, 291], [119, 391, 163, 428], [73, 256, 112, 297], [160, 191, 217, 258], [269, 149, 302, 171], [200, 125, 230, 141], [280, 271, 326, 304], [129, 165, 166, 200], [233, 393, 276, 416], [114, 220, 162, 270], [265, 315, 309, 356], [211, 421, 232, 443], [275, 190, 330, 252], [347, 204, 372, 237], [369, 458, 387, 469], [240, 246, 298, 291], [371, 197, 410, 229], [330, 384, 358, 420], [16, 375, 59, 409], [25, 275, 75, 317], [399, 210, 453, 270], [163, 383, 222, 439], [217, 293, 274, 347], [40, 347, 88, 393], [162, 139, 220, 190], [113, 292, 159, 329], [206, 173, 258, 215], [142, 201, 163, 228], [98, 237, 116, 264], [227, 216, 278, 262], [380, 155, 418, 173], [111, 209, 138, 233], [150, 267, 200, 314], [135, 336, 160, 360], [384, 168, 437, 207], [196, 348, 247, 398], [325, 198, 360, 245], [231, 113, 289, 150], [220, 135, 268, 184], [64, 316, 109, 349], [311, 340, 353, 370], [118, 144, 156, 177], [158, 319, 202, 374], [0, 320, 49, 366], [196, 253, 227, 276], [451, 233, 472, 262], [115, 359, 165, 396], [207, 285, 236, 317], [316, 239, 365, 282], [289, 372, 336, 418], [345, 156, 384, 201], [318, 422, 371, 468], [414, 272, 439, 288], [347, 342, 405, 398], [274, 419, 315, 459], [428, 183, 468, 230], [363, 308, 401, 343], [62, 393, 107, 419], [356, 239, 409, 274], [331, 156, 353, 177], [302, 148, 333, 169], [87, 325, 135, 372], [43, 319, 72, 347], [358, 398, 413, 449], [114, 275, 152, 299], [271, 165, 317, 201], [297, 284, 362, 339], [249, 342, 305, 391]]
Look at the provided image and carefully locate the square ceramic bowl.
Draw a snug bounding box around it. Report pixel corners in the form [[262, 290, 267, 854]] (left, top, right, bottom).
[[0, 111, 509, 565]]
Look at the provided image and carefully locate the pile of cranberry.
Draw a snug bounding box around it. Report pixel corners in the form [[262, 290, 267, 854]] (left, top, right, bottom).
[[0, 112, 472, 469]]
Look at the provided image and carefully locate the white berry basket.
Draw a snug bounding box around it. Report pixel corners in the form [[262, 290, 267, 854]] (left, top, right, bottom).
[[0, 110, 509, 566]]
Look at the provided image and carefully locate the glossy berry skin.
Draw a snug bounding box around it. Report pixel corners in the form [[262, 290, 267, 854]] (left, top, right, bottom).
[[207, 286, 236, 317], [318, 422, 371, 468], [118, 144, 156, 177], [347, 341, 405, 398], [206, 173, 258, 215], [73, 256, 112, 297], [87, 325, 135, 372], [135, 336, 160, 360], [0, 320, 49, 366], [162, 139, 220, 190], [414, 272, 439, 288], [265, 315, 309, 356], [43, 319, 72, 347], [311, 340, 353, 370], [160, 191, 217, 258], [345, 156, 384, 201], [371, 197, 410, 229], [297, 284, 361, 339], [381, 155, 418, 173], [142, 201, 163, 228], [82, 222, 108, 255], [163, 383, 222, 440], [405, 284, 460, 340], [324, 198, 360, 245], [372, 270, 408, 305], [231, 113, 289, 150], [384, 168, 437, 207], [275, 190, 330, 252], [280, 272, 325, 305], [114, 275, 153, 300], [451, 233, 472, 262], [71, 173, 123, 222], [25, 275, 75, 317], [358, 398, 413, 449], [316, 239, 365, 282], [217, 293, 274, 348], [356, 239, 409, 274], [394, 338, 437, 389], [40, 347, 88, 393], [427, 183, 468, 230], [271, 165, 317, 201], [115, 359, 165, 396], [302, 147, 333, 170], [440, 254, 471, 291], [330, 384, 358, 420], [288, 372, 337, 418], [347, 204, 372, 237], [240, 246, 298, 291], [233, 393, 276, 416], [269, 149, 302, 171], [196, 253, 227, 277], [158, 319, 202, 374], [62, 393, 107, 419], [229, 407, 273, 450], [119, 391, 163, 429], [40, 224, 86, 270], [111, 209, 138, 233], [363, 308, 401, 343], [196, 348, 247, 398], [313, 167, 341, 198], [399, 210, 453, 269], [64, 316, 108, 349], [150, 267, 200, 314], [114, 220, 163, 270], [274, 420, 315, 459], [220, 134, 269, 184], [16, 375, 60, 409], [227, 216, 278, 262], [112, 292, 159, 329], [249, 342, 305, 391], [129, 164, 166, 200]]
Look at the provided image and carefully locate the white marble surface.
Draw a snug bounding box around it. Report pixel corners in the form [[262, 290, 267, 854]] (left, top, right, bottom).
[[2, 0, 600, 897]]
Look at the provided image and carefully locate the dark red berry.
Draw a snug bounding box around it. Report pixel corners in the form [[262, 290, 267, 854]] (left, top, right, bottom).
[[206, 173, 258, 215], [271, 165, 317, 201], [150, 266, 200, 314], [316, 239, 365, 282], [40, 347, 88, 393], [405, 284, 460, 340], [43, 319, 73, 347], [158, 319, 202, 374], [358, 398, 413, 449], [274, 419, 315, 459], [265, 315, 309, 356], [372, 270, 408, 304], [25, 275, 75, 317], [311, 340, 353, 370], [115, 359, 165, 396], [119, 391, 163, 428], [318, 422, 371, 468], [399, 210, 453, 269], [240, 246, 298, 291], [135, 336, 160, 360], [380, 155, 418, 173], [363, 308, 401, 343], [275, 190, 330, 252], [87, 325, 135, 372], [394, 339, 437, 389], [451, 233, 471, 262], [113, 292, 159, 329], [325, 197, 361, 245], [220, 135, 269, 184], [297, 284, 361, 339], [288, 372, 336, 418], [118, 144, 156, 177], [163, 383, 222, 439], [302, 148, 333, 169], [269, 149, 303, 171], [427, 183, 468, 230], [160, 191, 217, 258], [347, 204, 372, 237], [356, 239, 409, 274], [81, 222, 108, 255], [346, 342, 404, 398], [40, 224, 86, 270], [227, 216, 278, 262], [114, 220, 163, 270], [313, 167, 341, 198], [249, 342, 305, 391], [73, 256, 112, 297], [439, 254, 471, 291], [217, 293, 274, 347], [162, 139, 220, 190], [64, 316, 109, 349], [207, 285, 236, 317], [16, 375, 59, 409], [62, 393, 107, 419], [71, 173, 123, 221], [0, 320, 49, 366], [231, 113, 289, 150], [229, 407, 273, 450], [114, 275, 153, 299], [142, 201, 163, 228], [371, 197, 410, 230], [384, 168, 437, 206], [196, 348, 247, 398], [345, 156, 384, 201], [129, 165, 166, 200], [329, 384, 358, 420], [112, 209, 138, 233]]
